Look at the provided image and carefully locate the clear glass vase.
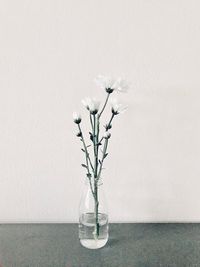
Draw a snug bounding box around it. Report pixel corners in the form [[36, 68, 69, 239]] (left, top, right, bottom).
[[79, 178, 109, 249]]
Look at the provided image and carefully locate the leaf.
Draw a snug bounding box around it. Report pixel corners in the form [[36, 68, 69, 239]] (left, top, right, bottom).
[[81, 164, 87, 169], [76, 132, 82, 137], [87, 145, 91, 148], [104, 153, 108, 159], [87, 173, 92, 178], [89, 132, 93, 142], [81, 148, 85, 152]]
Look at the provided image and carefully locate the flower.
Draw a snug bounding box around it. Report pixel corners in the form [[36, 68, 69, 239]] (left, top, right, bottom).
[[94, 75, 116, 93], [110, 98, 127, 115], [95, 75, 129, 93], [113, 77, 129, 93], [73, 112, 81, 124], [81, 97, 100, 115], [103, 131, 111, 139]]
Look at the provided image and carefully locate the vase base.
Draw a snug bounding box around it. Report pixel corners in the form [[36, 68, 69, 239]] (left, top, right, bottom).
[[80, 238, 108, 249]]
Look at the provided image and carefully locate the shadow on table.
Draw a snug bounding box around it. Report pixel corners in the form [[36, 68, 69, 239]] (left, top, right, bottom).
[[107, 236, 127, 247], [107, 237, 119, 246]]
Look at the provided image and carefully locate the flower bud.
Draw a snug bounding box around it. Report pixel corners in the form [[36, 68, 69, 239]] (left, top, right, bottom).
[[110, 98, 127, 115], [103, 131, 111, 139], [73, 112, 81, 124], [81, 97, 100, 115], [76, 131, 82, 137], [105, 124, 112, 131], [106, 88, 114, 94]]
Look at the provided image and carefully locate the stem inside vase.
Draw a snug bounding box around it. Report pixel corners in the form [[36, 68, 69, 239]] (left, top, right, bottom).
[[92, 114, 100, 239], [94, 182, 99, 238]]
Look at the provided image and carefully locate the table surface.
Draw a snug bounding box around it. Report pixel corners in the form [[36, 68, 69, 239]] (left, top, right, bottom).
[[0, 223, 200, 267]]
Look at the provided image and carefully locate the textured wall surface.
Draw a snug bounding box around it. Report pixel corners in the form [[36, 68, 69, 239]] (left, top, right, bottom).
[[0, 0, 200, 222]]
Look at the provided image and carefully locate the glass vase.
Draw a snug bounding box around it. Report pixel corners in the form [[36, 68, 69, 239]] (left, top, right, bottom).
[[79, 178, 109, 249]]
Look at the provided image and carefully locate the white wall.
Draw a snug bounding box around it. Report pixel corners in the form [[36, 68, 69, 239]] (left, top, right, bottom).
[[0, 0, 200, 222]]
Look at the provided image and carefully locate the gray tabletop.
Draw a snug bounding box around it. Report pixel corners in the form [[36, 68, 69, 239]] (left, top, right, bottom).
[[0, 223, 200, 267]]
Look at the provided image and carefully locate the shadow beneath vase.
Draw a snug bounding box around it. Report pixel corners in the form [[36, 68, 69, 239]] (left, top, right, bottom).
[[107, 236, 126, 247]]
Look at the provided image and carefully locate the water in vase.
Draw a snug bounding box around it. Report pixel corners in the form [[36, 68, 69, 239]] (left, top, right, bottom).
[[79, 212, 108, 249]]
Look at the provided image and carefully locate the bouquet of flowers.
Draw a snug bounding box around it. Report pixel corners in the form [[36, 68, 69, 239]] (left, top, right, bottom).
[[73, 75, 129, 239]]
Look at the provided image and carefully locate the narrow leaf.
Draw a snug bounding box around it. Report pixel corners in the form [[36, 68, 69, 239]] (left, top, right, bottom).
[[89, 132, 93, 142], [81, 164, 87, 169], [104, 153, 108, 159]]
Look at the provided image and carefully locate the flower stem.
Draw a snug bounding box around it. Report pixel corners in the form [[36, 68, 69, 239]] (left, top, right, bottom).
[[98, 93, 110, 118], [108, 113, 115, 127], [98, 138, 108, 179], [90, 114, 93, 130], [94, 183, 99, 237], [92, 114, 100, 238], [99, 113, 115, 144], [78, 124, 94, 195]]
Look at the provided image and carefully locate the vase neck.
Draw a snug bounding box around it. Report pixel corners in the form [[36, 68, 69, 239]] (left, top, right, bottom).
[[84, 177, 103, 187]]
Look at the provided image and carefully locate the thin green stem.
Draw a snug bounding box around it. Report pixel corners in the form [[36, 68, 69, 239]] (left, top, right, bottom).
[[90, 114, 93, 130], [94, 183, 99, 237], [78, 124, 94, 195], [78, 124, 90, 168], [108, 113, 115, 127], [96, 116, 100, 169], [92, 114, 100, 238], [88, 156, 94, 173], [93, 115, 98, 178], [99, 113, 115, 144], [98, 93, 110, 118], [97, 138, 108, 179]]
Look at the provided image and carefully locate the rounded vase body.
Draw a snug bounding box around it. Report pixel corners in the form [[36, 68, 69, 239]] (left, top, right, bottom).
[[79, 179, 109, 249]]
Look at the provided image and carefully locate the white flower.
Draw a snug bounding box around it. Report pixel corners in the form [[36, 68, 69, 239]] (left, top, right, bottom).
[[94, 75, 116, 93], [103, 131, 111, 139], [113, 77, 129, 93], [110, 98, 127, 115], [95, 75, 129, 93], [73, 112, 81, 124], [81, 97, 91, 110], [81, 97, 100, 114]]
